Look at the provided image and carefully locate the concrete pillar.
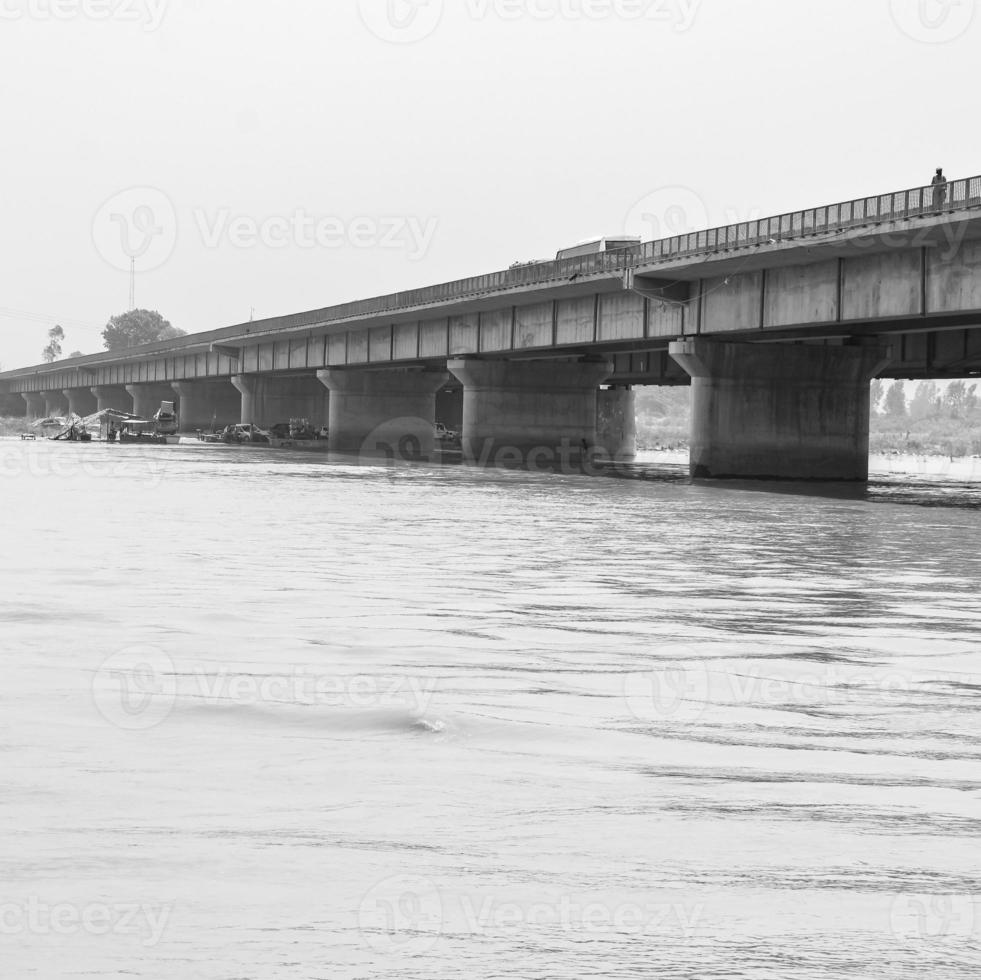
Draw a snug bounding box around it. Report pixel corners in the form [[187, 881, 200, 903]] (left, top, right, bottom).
[[447, 357, 613, 468], [596, 387, 637, 461], [63, 388, 98, 417], [21, 392, 45, 421], [126, 384, 177, 419], [316, 368, 448, 458], [232, 374, 330, 428], [170, 380, 241, 432], [668, 339, 892, 480], [0, 393, 24, 417], [90, 386, 133, 414], [43, 391, 69, 417]]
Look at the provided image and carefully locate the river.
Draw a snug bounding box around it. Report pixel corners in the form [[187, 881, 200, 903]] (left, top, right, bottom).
[[2, 440, 979, 979]]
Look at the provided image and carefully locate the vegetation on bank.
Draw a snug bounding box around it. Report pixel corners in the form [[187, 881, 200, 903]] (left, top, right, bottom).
[[635, 380, 981, 457], [0, 416, 31, 438]]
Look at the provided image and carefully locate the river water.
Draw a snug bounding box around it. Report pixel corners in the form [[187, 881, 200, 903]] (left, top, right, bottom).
[[2, 440, 979, 979]]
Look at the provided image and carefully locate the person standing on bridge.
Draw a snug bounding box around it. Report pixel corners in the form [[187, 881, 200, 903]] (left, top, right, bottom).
[[931, 168, 948, 211]]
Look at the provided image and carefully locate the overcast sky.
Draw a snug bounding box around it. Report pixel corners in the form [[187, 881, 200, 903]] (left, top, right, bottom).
[[0, 0, 977, 368]]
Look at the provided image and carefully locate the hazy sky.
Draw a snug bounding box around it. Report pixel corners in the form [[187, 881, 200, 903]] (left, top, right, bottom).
[[0, 0, 977, 368]]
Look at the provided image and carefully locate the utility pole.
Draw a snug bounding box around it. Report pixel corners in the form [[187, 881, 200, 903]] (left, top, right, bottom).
[[129, 257, 136, 311]]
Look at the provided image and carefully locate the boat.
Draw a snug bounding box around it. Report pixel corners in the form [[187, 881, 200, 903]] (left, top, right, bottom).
[[265, 420, 329, 449], [191, 419, 329, 449], [33, 416, 69, 438], [48, 413, 93, 441], [118, 419, 173, 444], [153, 401, 179, 436], [435, 421, 462, 451]]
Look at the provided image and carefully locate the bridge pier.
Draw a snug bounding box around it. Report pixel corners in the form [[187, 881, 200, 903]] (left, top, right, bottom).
[[596, 386, 637, 462], [0, 393, 24, 417], [668, 339, 892, 481], [126, 384, 176, 419], [316, 368, 448, 457], [21, 392, 45, 421], [42, 391, 69, 417], [63, 388, 98, 417], [447, 357, 613, 469], [232, 374, 329, 429], [90, 386, 133, 414], [170, 380, 241, 433]]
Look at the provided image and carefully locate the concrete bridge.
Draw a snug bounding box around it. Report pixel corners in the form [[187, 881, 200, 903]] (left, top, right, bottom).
[[3, 174, 981, 479]]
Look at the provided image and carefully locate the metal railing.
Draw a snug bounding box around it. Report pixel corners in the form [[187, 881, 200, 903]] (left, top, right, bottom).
[[638, 176, 981, 263], [310, 174, 981, 322]]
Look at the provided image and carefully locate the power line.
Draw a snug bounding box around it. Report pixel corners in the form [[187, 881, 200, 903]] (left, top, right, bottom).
[[0, 307, 105, 333]]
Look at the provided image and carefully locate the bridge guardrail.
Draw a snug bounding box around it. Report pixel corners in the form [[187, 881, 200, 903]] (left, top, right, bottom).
[[638, 176, 981, 264], [314, 174, 981, 322]]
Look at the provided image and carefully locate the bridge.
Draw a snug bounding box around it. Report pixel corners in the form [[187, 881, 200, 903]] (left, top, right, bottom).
[[3, 174, 981, 479]]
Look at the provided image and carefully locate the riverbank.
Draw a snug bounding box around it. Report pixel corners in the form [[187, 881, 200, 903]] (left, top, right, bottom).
[[0, 416, 30, 438]]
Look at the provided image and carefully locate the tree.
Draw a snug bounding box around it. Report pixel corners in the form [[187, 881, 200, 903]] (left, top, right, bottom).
[[909, 381, 941, 420], [943, 380, 975, 418], [102, 309, 185, 351], [883, 380, 907, 417], [69, 350, 83, 359], [870, 378, 884, 415], [42, 325, 64, 363]]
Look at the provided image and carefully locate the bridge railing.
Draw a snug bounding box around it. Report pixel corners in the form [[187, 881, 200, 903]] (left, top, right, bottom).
[[327, 174, 981, 320], [638, 175, 981, 263]]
